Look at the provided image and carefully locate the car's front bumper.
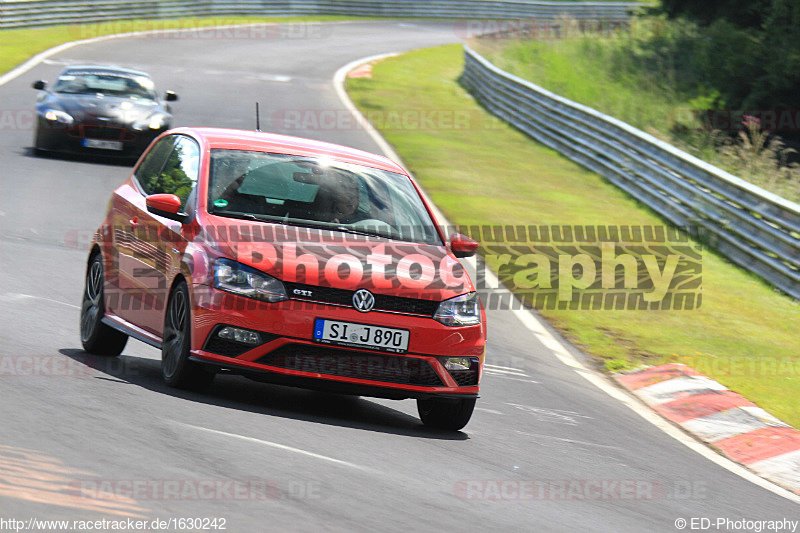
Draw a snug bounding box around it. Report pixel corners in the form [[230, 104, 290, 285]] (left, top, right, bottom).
[[35, 118, 164, 158], [190, 288, 485, 399]]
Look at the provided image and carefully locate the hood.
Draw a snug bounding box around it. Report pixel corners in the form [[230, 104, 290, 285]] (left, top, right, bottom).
[[48, 93, 160, 125], [198, 218, 473, 301]]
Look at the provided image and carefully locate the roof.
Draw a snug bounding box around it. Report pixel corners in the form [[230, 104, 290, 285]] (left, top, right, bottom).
[[60, 65, 153, 78], [171, 127, 405, 174]]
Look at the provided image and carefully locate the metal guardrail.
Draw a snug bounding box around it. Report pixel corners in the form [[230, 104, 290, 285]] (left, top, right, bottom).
[[461, 45, 800, 299], [0, 1, 639, 29]]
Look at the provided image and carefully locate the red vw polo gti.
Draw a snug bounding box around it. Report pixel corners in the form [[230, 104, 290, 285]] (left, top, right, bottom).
[[81, 128, 486, 429]]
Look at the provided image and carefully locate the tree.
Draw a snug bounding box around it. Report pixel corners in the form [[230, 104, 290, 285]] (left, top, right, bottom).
[[751, 0, 800, 110], [659, 0, 800, 113], [660, 0, 770, 28]]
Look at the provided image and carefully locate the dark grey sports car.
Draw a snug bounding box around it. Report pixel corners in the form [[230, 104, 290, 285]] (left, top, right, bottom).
[[32, 65, 177, 160]]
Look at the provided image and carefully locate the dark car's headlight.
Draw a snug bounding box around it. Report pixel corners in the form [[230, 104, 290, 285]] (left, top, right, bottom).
[[434, 292, 481, 326], [132, 113, 167, 131], [43, 109, 74, 125], [213, 258, 288, 303]]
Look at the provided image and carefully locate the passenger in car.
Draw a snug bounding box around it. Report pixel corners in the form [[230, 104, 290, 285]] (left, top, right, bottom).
[[213, 158, 260, 213]]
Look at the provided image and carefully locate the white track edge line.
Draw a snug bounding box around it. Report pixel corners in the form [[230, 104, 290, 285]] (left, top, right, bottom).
[[179, 423, 375, 473]]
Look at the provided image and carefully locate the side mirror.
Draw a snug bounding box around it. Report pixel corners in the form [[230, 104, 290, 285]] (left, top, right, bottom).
[[32, 80, 46, 90], [165, 90, 178, 102], [146, 193, 187, 223], [450, 233, 479, 258]]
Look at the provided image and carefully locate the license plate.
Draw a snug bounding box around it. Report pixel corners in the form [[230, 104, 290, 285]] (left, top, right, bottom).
[[83, 139, 123, 150], [313, 319, 409, 353]]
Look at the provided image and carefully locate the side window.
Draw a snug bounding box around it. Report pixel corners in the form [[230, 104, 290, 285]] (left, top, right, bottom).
[[138, 136, 200, 210], [135, 136, 176, 195]]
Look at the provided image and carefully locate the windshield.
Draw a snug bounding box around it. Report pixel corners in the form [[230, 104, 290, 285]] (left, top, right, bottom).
[[208, 149, 442, 245], [54, 70, 157, 101]]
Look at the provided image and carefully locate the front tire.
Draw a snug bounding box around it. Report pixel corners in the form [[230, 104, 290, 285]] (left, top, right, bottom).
[[161, 281, 215, 391], [80, 254, 128, 356], [33, 125, 52, 155], [417, 397, 476, 431]]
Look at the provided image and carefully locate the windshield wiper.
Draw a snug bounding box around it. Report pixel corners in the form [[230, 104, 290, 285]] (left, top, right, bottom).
[[211, 211, 416, 242], [210, 210, 284, 224], [333, 225, 406, 241]]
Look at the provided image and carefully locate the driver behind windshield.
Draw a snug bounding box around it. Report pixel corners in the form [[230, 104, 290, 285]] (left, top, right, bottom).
[[317, 171, 365, 224]]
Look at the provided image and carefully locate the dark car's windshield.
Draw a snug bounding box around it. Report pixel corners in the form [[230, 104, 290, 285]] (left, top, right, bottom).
[[208, 149, 442, 245], [53, 70, 158, 101]]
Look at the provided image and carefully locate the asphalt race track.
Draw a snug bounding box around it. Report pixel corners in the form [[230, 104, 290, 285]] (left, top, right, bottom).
[[0, 21, 797, 532]]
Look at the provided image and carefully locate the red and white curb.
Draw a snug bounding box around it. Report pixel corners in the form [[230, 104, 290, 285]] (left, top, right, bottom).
[[347, 62, 375, 79], [616, 364, 800, 495]]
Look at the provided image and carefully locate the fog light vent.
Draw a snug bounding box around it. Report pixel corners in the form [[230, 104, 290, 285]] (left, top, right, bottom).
[[218, 326, 261, 345], [441, 357, 480, 387], [443, 357, 472, 371]]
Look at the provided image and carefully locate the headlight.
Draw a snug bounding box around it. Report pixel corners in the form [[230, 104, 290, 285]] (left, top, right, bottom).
[[43, 109, 74, 125], [132, 113, 166, 131], [434, 292, 481, 327], [213, 258, 288, 303]]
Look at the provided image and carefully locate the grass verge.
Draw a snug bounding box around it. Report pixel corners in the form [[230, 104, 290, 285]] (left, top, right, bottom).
[[346, 44, 800, 428]]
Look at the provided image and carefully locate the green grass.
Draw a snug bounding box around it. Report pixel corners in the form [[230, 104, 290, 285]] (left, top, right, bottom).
[[472, 37, 690, 137], [0, 15, 353, 75], [347, 44, 800, 429]]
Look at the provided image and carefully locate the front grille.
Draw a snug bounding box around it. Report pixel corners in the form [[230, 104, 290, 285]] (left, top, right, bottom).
[[374, 293, 439, 316], [72, 125, 136, 142], [256, 344, 445, 387], [202, 325, 278, 357], [284, 282, 439, 317]]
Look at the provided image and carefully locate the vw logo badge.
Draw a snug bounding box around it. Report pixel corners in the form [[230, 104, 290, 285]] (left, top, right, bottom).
[[352, 289, 375, 313]]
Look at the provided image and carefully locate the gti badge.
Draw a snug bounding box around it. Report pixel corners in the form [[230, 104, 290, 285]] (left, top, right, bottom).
[[293, 289, 313, 297], [352, 289, 375, 312]]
